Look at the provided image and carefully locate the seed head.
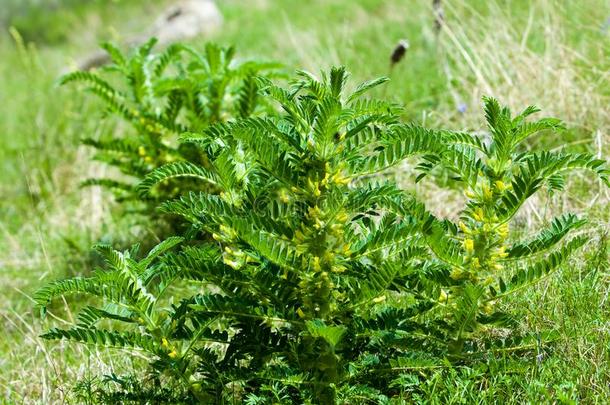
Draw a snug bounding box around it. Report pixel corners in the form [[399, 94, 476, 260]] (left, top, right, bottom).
[[433, 0, 444, 33], [390, 39, 410, 66]]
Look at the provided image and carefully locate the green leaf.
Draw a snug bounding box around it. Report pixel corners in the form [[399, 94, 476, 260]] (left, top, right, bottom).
[[237, 75, 260, 118], [347, 77, 390, 103], [305, 320, 347, 347], [494, 236, 587, 299], [41, 327, 158, 352], [137, 161, 219, 196], [347, 125, 446, 176], [507, 214, 586, 259], [141, 236, 184, 268]]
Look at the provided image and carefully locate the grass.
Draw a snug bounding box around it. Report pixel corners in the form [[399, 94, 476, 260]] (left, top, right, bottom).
[[0, 0, 608, 402]]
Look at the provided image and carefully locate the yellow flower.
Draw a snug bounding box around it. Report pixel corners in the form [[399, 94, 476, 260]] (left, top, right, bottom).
[[312, 256, 322, 272], [472, 208, 484, 222], [322, 171, 331, 186], [450, 267, 464, 280], [168, 350, 178, 359], [497, 223, 510, 238], [329, 173, 348, 185], [138, 146, 146, 157], [219, 225, 237, 239], [279, 189, 290, 203], [495, 180, 507, 192], [458, 221, 471, 234], [331, 264, 346, 273], [372, 295, 386, 303], [342, 244, 351, 255], [297, 308, 306, 318], [336, 211, 348, 223], [330, 223, 343, 235], [161, 338, 170, 348], [496, 246, 508, 258], [223, 256, 243, 270], [438, 290, 449, 302], [308, 206, 321, 218], [307, 178, 319, 196], [463, 238, 475, 253], [482, 184, 493, 200]]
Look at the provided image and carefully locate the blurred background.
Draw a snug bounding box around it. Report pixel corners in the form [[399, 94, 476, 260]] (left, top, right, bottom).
[[0, 0, 608, 402]]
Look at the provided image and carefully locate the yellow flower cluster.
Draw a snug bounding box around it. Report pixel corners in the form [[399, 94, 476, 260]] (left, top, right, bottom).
[[222, 246, 250, 270], [212, 224, 238, 243], [464, 179, 510, 203], [459, 199, 511, 274], [161, 337, 178, 359], [495, 180, 507, 192], [292, 161, 356, 318], [212, 225, 251, 269], [304, 164, 350, 198], [138, 145, 154, 164]]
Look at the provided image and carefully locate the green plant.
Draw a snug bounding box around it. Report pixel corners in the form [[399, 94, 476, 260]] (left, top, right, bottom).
[[38, 66, 445, 403], [61, 39, 281, 233], [37, 67, 609, 403], [413, 97, 609, 355]]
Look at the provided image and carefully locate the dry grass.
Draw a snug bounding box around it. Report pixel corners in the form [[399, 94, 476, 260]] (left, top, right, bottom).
[[433, 0, 609, 135], [411, 0, 610, 228]]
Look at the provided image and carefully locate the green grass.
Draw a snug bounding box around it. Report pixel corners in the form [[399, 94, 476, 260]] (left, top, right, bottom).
[[0, 0, 608, 402]]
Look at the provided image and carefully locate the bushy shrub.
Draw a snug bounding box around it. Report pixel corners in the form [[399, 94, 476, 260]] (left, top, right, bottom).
[[62, 39, 281, 234], [37, 62, 608, 403]]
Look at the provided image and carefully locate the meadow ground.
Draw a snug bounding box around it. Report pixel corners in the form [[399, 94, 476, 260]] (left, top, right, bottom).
[[0, 0, 609, 403]]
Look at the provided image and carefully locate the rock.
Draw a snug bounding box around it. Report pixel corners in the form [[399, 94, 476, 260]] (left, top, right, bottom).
[[77, 0, 223, 70], [148, 0, 222, 45]]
